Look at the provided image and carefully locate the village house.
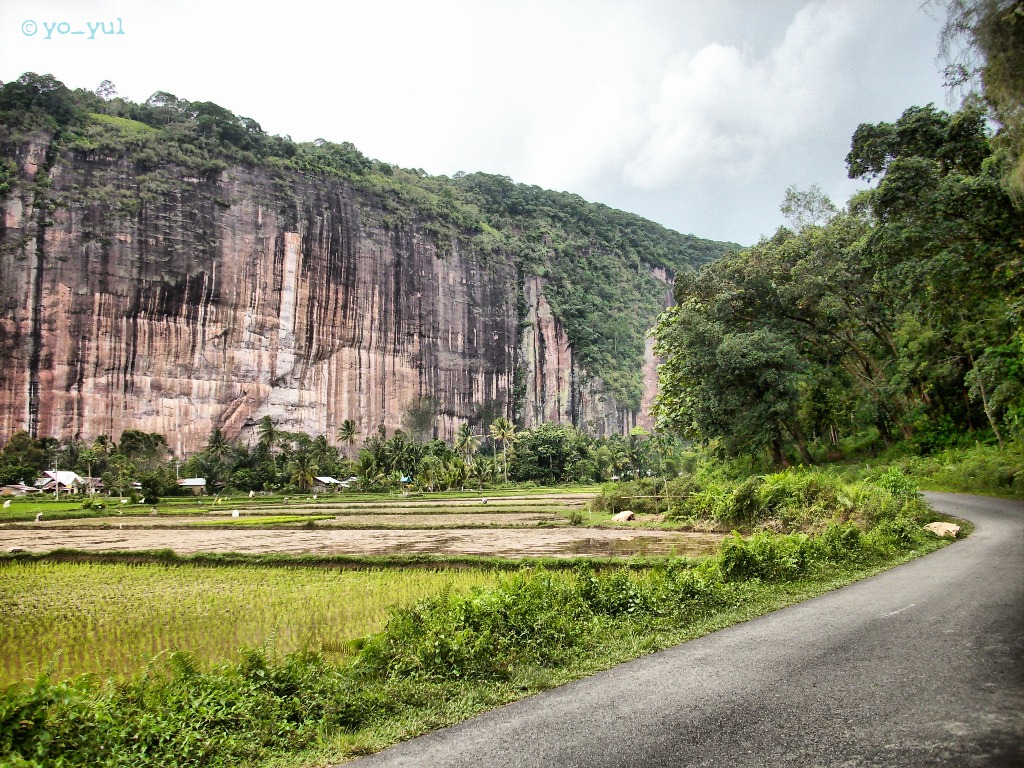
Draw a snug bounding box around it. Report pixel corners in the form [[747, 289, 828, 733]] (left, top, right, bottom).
[[177, 477, 207, 495], [33, 470, 89, 495], [0, 482, 42, 496]]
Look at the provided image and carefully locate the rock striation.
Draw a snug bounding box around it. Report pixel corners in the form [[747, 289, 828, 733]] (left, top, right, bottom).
[[0, 133, 677, 454]]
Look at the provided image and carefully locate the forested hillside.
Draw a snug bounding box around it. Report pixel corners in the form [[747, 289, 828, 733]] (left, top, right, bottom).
[[654, 101, 1023, 464], [0, 74, 736, 426]]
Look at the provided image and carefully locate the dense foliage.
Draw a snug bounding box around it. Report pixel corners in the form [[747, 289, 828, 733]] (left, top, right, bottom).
[[654, 102, 1023, 464], [0, 418, 685, 496], [941, 0, 1024, 195], [0, 469, 944, 767], [0, 73, 736, 412]]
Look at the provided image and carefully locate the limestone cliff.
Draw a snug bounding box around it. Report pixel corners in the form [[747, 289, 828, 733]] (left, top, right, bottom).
[[0, 132, 684, 454]]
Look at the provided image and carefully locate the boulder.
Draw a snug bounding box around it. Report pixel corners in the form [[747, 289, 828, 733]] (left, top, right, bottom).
[[611, 510, 636, 522], [924, 522, 960, 538]]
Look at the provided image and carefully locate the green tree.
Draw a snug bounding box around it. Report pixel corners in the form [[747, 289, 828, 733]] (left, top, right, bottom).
[[941, 0, 1024, 195], [337, 419, 359, 458], [489, 417, 517, 483], [257, 416, 282, 454], [289, 451, 317, 492], [454, 423, 480, 465], [204, 428, 231, 462], [779, 184, 838, 232]]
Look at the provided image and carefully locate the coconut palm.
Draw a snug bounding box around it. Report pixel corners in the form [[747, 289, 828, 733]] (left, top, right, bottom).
[[205, 428, 230, 462], [257, 416, 282, 456], [289, 450, 317, 492], [489, 417, 517, 484], [444, 457, 468, 491], [416, 455, 444, 492], [337, 419, 359, 458], [454, 423, 480, 465]]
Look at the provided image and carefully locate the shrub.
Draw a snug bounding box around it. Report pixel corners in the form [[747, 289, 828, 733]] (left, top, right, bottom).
[[356, 573, 590, 681], [591, 478, 667, 516], [877, 466, 919, 503], [813, 522, 864, 564], [716, 475, 764, 526]]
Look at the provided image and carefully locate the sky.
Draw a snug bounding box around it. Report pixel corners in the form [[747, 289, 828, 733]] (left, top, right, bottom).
[[0, 0, 960, 246]]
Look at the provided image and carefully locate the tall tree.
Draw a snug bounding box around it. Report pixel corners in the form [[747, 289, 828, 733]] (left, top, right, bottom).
[[337, 419, 359, 458], [489, 417, 517, 483], [941, 0, 1024, 195], [289, 451, 316, 492], [453, 423, 480, 465]]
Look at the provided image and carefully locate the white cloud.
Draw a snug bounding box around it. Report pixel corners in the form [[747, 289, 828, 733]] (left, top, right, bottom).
[[0, 0, 950, 244], [624, 0, 862, 186]]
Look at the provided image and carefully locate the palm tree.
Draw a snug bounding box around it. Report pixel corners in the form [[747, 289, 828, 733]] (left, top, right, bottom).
[[416, 455, 444, 492], [337, 419, 359, 458], [489, 417, 517, 484], [454, 423, 480, 465], [445, 457, 468, 491], [289, 451, 317, 492], [206, 428, 230, 462], [257, 416, 282, 455], [310, 435, 336, 475]]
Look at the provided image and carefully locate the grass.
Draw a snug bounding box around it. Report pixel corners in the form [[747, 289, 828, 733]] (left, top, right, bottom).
[[0, 487, 594, 524], [0, 468, 966, 767], [866, 441, 1024, 499], [0, 562, 502, 686], [276, 547, 947, 767], [0, 521, 953, 767]]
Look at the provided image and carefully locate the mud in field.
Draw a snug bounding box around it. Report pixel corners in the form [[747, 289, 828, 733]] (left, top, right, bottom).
[[7, 512, 567, 529], [318, 513, 564, 527], [0, 527, 723, 558]]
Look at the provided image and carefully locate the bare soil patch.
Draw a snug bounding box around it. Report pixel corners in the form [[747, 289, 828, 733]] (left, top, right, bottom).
[[1, 527, 722, 558], [0, 492, 724, 558]]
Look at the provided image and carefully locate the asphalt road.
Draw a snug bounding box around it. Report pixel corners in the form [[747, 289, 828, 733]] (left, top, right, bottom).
[[349, 492, 1023, 767]]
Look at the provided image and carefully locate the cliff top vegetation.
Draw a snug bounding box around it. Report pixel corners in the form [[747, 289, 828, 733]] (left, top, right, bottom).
[[0, 73, 738, 411]]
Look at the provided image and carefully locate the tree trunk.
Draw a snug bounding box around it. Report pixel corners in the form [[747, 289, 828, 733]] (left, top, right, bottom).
[[876, 417, 895, 447], [968, 354, 1005, 449], [770, 439, 790, 469], [784, 421, 815, 465]]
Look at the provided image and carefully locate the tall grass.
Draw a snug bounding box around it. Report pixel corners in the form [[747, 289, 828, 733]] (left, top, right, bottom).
[[590, 465, 932, 531], [861, 441, 1024, 498]]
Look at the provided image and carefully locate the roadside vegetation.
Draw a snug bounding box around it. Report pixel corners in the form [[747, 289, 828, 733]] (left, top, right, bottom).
[[0, 466, 952, 768]]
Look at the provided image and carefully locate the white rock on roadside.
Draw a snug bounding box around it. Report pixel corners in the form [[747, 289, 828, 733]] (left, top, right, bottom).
[[924, 522, 960, 538]]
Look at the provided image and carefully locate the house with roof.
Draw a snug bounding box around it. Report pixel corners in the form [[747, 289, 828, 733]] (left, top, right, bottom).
[[1, 482, 42, 496], [34, 470, 88, 495], [312, 476, 346, 493], [177, 477, 207, 495]]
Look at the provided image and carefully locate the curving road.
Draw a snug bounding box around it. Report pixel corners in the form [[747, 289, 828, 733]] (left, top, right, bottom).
[[349, 492, 1023, 767]]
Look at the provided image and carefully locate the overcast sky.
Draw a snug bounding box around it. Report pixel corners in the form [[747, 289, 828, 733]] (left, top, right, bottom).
[[1, 0, 958, 245]]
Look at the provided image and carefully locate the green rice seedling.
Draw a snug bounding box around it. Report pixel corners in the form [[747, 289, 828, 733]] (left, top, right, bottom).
[[0, 562, 500, 685], [189, 514, 336, 526]]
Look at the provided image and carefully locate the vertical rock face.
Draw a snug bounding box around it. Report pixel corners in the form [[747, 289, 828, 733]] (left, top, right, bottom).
[[520, 271, 672, 437], [0, 137, 676, 454], [0, 138, 528, 454], [637, 266, 674, 432]]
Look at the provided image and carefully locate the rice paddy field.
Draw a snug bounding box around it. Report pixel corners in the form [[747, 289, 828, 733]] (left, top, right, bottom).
[[0, 561, 502, 686], [0, 488, 716, 687]]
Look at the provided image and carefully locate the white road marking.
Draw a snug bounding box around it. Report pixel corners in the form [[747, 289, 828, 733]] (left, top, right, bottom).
[[879, 603, 916, 618]]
